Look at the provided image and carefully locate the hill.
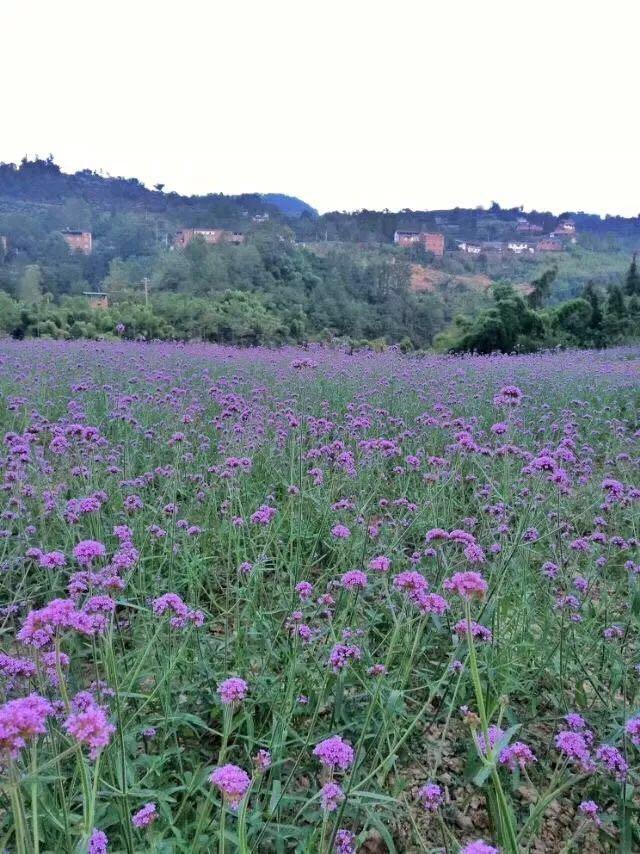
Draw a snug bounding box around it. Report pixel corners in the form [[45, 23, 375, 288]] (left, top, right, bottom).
[[260, 193, 318, 218], [0, 157, 639, 351]]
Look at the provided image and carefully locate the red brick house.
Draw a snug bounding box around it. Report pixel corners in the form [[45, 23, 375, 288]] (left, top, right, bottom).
[[422, 232, 445, 256], [61, 230, 92, 254], [82, 291, 109, 310], [173, 228, 245, 249], [552, 220, 576, 237], [394, 230, 445, 256], [536, 239, 563, 252]]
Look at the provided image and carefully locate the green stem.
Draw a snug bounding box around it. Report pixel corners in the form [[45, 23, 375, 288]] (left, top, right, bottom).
[[31, 744, 39, 854], [218, 805, 226, 854], [466, 602, 518, 854], [85, 753, 101, 836]]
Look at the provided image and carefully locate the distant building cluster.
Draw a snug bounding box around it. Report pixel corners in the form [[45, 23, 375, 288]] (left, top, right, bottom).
[[392, 218, 576, 260], [173, 228, 245, 249], [393, 230, 445, 256], [457, 219, 576, 256]]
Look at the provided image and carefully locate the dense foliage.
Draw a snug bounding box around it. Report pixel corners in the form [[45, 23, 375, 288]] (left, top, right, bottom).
[[1, 341, 640, 853]]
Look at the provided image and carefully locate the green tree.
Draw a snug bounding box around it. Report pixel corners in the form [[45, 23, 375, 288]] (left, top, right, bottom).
[[527, 266, 557, 308], [607, 284, 626, 317], [625, 253, 640, 295], [17, 264, 43, 303]]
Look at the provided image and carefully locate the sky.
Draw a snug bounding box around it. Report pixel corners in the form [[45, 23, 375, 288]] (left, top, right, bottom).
[[3, 0, 640, 216]]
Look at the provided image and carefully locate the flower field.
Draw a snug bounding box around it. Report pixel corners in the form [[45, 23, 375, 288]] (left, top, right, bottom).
[[1, 340, 640, 853]]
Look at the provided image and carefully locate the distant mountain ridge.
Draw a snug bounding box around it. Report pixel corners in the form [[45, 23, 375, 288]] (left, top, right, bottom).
[[260, 194, 318, 218]]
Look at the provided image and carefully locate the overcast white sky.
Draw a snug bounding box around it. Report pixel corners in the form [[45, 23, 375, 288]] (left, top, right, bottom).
[[3, 0, 639, 215]]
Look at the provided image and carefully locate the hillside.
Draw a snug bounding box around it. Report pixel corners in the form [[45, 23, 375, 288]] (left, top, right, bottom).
[[0, 157, 638, 351]]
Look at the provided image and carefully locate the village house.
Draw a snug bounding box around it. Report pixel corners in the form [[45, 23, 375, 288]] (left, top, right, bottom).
[[82, 291, 109, 310], [0, 235, 7, 255], [516, 219, 543, 234], [551, 220, 577, 243], [481, 241, 504, 254], [393, 229, 445, 256], [252, 213, 270, 223], [457, 241, 482, 255], [61, 229, 92, 254], [393, 229, 421, 246], [507, 241, 535, 255], [552, 219, 576, 235], [173, 228, 245, 249], [536, 239, 563, 252]]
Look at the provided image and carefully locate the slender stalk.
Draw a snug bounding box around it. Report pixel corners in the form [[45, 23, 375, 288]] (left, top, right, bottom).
[[30, 744, 39, 854]]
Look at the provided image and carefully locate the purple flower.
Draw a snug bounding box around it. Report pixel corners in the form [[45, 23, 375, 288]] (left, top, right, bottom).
[[209, 764, 251, 809], [313, 735, 355, 770], [475, 725, 504, 756], [64, 699, 115, 760], [417, 781, 443, 811], [368, 555, 391, 572], [625, 715, 640, 746], [554, 730, 593, 771], [250, 505, 277, 526], [453, 619, 492, 642], [341, 570, 367, 590], [217, 677, 248, 706], [132, 802, 157, 828], [331, 524, 351, 540], [329, 643, 362, 672], [253, 749, 271, 771], [461, 842, 499, 854], [38, 551, 67, 569], [493, 385, 523, 407], [596, 744, 628, 779], [579, 800, 602, 826], [393, 571, 428, 595], [499, 741, 537, 771], [443, 571, 487, 600], [0, 693, 54, 757], [73, 540, 107, 567], [88, 829, 108, 854], [565, 712, 586, 730], [334, 829, 356, 854], [295, 581, 314, 601], [320, 781, 345, 812]]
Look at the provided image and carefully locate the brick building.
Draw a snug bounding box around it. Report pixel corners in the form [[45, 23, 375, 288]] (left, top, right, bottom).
[[61, 230, 92, 254], [393, 230, 445, 256], [173, 228, 245, 249], [536, 239, 563, 252], [82, 291, 109, 310]]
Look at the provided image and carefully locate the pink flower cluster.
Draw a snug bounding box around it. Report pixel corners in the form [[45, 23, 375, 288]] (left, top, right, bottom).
[[152, 593, 204, 629], [217, 677, 248, 706], [131, 802, 157, 828], [313, 735, 355, 770], [209, 763, 251, 809], [0, 693, 53, 757], [443, 571, 488, 600], [64, 695, 116, 760]]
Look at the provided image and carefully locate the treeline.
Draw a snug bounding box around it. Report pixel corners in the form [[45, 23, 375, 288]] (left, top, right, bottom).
[[3, 257, 640, 355], [0, 233, 464, 347], [436, 261, 640, 354]]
